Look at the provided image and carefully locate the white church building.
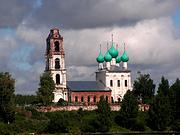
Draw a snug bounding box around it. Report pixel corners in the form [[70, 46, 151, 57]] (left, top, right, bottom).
[[45, 28, 132, 103]]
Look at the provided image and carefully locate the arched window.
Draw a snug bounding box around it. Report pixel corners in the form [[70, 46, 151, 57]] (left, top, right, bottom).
[[111, 97, 114, 103], [88, 96, 90, 102], [125, 80, 127, 87], [55, 58, 60, 69], [56, 74, 60, 84], [117, 80, 120, 87], [93, 96, 96, 103], [75, 96, 78, 102], [110, 80, 113, 87], [106, 96, 108, 102], [54, 41, 60, 52], [81, 96, 84, 102]]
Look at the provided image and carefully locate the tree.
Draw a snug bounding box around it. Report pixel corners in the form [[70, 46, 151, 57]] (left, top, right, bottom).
[[133, 73, 155, 103], [147, 77, 171, 130], [0, 72, 15, 123], [15, 94, 37, 106], [36, 72, 55, 105], [115, 90, 139, 129], [157, 76, 169, 96], [169, 78, 180, 131], [47, 112, 70, 133], [96, 97, 112, 132]]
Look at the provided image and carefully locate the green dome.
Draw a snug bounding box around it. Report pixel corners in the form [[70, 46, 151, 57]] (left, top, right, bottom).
[[108, 43, 118, 58], [104, 51, 112, 62], [121, 51, 129, 62], [96, 52, 104, 63], [116, 55, 121, 63]]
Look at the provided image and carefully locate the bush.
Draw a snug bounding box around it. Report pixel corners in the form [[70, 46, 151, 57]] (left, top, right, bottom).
[[57, 98, 68, 106], [47, 111, 70, 133]]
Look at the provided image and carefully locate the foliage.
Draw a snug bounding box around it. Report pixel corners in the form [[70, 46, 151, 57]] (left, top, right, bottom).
[[133, 73, 155, 103], [157, 76, 169, 96], [115, 90, 139, 130], [57, 98, 68, 106], [80, 112, 98, 133], [46, 111, 70, 133], [0, 72, 15, 123], [36, 72, 55, 105], [169, 78, 180, 131], [147, 94, 171, 130], [15, 94, 37, 106], [96, 97, 112, 132], [147, 76, 171, 130]]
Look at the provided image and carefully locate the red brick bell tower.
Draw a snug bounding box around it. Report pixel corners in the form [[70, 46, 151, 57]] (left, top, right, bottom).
[[45, 28, 67, 102]]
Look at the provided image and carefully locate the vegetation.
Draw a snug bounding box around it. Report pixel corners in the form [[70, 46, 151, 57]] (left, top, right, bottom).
[[0, 72, 15, 123], [0, 71, 180, 134], [133, 73, 155, 103], [36, 71, 55, 105], [115, 90, 140, 130], [96, 97, 112, 132], [147, 77, 171, 130], [15, 94, 37, 106]]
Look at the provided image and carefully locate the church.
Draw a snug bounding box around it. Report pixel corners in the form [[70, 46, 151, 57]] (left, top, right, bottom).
[[45, 28, 132, 104]]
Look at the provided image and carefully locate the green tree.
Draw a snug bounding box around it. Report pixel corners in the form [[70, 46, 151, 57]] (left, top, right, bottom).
[[133, 73, 155, 103], [147, 77, 171, 130], [36, 72, 55, 105], [169, 78, 180, 131], [0, 72, 15, 123], [47, 111, 70, 133], [15, 94, 37, 106], [115, 90, 139, 129], [157, 76, 169, 96], [96, 97, 112, 132]]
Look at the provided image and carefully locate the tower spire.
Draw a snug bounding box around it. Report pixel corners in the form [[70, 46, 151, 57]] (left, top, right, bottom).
[[107, 41, 109, 50], [111, 34, 113, 44]]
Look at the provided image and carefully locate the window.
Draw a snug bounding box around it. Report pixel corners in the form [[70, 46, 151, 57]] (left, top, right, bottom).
[[54, 41, 60, 52], [111, 97, 114, 103], [125, 80, 127, 87], [75, 96, 78, 102], [69, 96, 71, 103], [55, 58, 60, 69], [56, 74, 60, 84], [110, 80, 113, 87], [88, 96, 90, 102], [117, 80, 120, 87], [93, 96, 96, 103], [106, 96, 108, 102], [81, 96, 84, 102], [118, 98, 121, 102]]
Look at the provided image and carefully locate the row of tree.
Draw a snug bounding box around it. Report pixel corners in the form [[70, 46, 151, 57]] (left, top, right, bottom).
[[0, 71, 180, 133]]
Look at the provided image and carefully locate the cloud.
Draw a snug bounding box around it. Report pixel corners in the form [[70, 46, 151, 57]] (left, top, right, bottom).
[[63, 17, 180, 86], [0, 0, 180, 94], [28, 0, 180, 29], [0, 0, 35, 28]]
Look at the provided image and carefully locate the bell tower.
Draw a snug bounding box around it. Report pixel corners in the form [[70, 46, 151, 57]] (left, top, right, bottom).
[[45, 28, 67, 102]]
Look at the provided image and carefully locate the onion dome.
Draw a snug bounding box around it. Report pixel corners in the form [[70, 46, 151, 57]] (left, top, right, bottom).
[[96, 52, 104, 63], [121, 51, 129, 62], [104, 51, 112, 62], [116, 55, 121, 63], [108, 43, 118, 58]]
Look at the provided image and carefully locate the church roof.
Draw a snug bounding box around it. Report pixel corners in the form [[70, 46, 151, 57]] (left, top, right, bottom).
[[67, 81, 111, 92]]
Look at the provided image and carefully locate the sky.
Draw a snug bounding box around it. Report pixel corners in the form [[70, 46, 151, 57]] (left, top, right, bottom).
[[0, 0, 180, 94]]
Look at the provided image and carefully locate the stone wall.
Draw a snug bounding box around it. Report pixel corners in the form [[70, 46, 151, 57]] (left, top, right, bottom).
[[37, 104, 121, 112], [37, 104, 149, 112]]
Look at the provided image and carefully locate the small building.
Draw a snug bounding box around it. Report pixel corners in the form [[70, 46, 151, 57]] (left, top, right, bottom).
[[68, 81, 111, 104], [45, 28, 132, 103]]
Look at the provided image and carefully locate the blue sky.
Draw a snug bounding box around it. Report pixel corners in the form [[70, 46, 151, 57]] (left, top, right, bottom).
[[0, 0, 180, 94]]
